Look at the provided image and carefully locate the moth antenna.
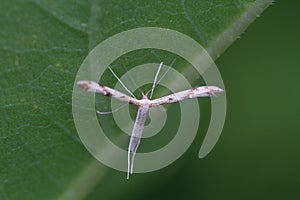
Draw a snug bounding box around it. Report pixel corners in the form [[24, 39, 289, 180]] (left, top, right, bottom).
[[108, 66, 136, 98], [150, 62, 163, 99], [156, 58, 176, 85], [122, 64, 144, 97]]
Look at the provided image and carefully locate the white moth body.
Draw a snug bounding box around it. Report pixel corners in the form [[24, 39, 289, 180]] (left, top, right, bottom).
[[77, 62, 224, 179], [127, 98, 150, 179]]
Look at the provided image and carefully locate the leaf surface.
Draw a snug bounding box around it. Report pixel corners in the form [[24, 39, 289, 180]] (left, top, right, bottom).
[[0, 0, 272, 199]]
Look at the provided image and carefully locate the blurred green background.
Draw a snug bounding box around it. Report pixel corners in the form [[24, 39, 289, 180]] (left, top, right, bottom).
[[156, 1, 300, 199], [91, 1, 300, 199]]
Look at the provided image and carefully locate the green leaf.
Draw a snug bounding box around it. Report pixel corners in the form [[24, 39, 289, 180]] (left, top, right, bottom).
[[0, 0, 272, 199]]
